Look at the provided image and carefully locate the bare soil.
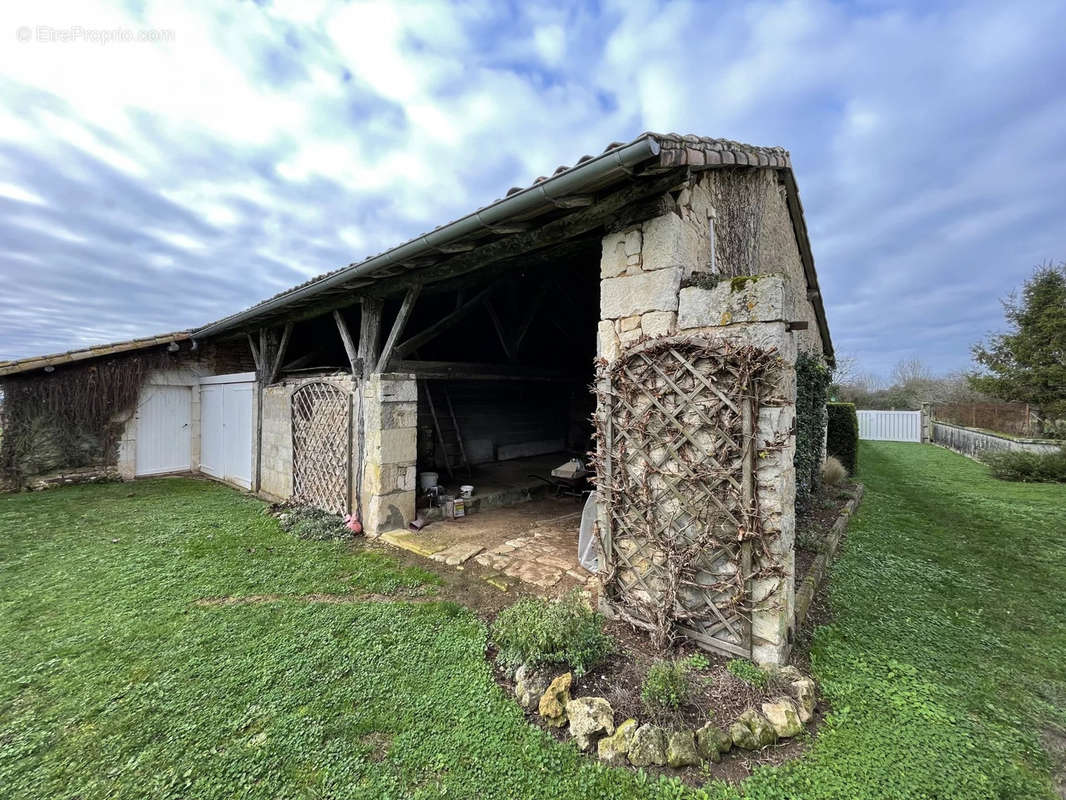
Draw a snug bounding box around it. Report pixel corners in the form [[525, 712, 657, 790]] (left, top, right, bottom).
[[795, 481, 859, 585]]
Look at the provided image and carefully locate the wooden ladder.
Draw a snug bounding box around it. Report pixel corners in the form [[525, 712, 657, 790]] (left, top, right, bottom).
[[422, 381, 470, 479]]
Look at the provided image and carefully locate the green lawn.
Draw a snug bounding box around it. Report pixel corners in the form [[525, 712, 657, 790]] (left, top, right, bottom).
[[1, 445, 1064, 799]]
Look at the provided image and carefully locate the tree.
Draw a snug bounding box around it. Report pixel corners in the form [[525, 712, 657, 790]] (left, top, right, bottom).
[[970, 262, 1066, 416]]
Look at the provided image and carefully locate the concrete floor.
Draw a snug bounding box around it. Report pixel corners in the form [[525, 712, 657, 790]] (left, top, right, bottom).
[[415, 453, 582, 520], [381, 495, 593, 596]]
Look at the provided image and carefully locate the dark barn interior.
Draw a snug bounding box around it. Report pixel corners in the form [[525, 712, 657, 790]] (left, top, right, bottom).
[[268, 233, 602, 514]]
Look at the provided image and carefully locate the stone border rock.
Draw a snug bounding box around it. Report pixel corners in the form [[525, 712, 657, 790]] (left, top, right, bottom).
[[511, 662, 820, 772], [794, 483, 864, 631]]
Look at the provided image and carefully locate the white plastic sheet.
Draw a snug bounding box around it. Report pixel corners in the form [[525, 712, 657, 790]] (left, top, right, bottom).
[[577, 492, 599, 572]]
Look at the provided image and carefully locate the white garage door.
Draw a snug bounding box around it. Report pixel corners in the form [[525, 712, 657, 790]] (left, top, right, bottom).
[[200, 373, 256, 489], [136, 385, 192, 476]]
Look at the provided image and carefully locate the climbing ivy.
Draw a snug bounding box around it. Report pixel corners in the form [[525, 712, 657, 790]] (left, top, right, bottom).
[[794, 352, 832, 509]]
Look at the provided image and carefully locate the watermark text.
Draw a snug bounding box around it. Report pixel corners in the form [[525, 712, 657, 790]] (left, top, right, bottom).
[[16, 25, 176, 45]]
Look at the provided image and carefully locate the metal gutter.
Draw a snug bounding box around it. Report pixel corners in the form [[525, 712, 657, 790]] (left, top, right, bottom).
[[196, 136, 662, 338]]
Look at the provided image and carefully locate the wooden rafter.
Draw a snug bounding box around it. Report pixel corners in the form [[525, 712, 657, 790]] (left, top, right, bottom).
[[483, 298, 514, 361], [333, 310, 359, 377], [247, 333, 262, 373], [512, 283, 551, 354], [268, 322, 293, 384], [375, 283, 422, 373], [392, 284, 494, 362]]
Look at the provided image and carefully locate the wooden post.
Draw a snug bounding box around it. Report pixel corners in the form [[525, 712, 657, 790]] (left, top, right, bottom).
[[358, 297, 383, 379], [376, 284, 422, 374], [740, 396, 754, 657], [254, 327, 268, 493]]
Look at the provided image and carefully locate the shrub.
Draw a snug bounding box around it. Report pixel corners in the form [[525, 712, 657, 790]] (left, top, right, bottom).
[[795, 353, 833, 509], [278, 506, 351, 541], [827, 402, 859, 475], [641, 659, 693, 712], [820, 455, 848, 485], [490, 590, 612, 677], [980, 447, 1066, 482], [726, 658, 768, 688]]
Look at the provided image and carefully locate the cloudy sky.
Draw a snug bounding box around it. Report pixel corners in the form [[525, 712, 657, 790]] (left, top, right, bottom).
[[1, 0, 1063, 379]]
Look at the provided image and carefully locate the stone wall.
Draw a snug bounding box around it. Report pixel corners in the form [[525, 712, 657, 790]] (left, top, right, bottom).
[[259, 381, 295, 501], [932, 421, 1062, 459], [598, 169, 822, 362], [361, 373, 418, 536], [257, 373, 361, 508], [597, 179, 811, 665], [753, 172, 822, 356]]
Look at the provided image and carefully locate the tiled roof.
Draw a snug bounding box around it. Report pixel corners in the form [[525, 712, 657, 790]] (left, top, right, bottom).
[[0, 331, 191, 377], [239, 134, 794, 313], [3, 132, 833, 374]]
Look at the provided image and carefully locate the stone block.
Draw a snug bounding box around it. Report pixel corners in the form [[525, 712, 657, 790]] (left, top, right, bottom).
[[600, 268, 681, 319], [364, 490, 415, 535], [364, 462, 417, 494], [640, 311, 676, 337], [597, 320, 620, 362], [600, 232, 627, 278], [366, 400, 417, 430], [677, 274, 788, 330], [368, 427, 417, 465], [369, 375, 417, 403], [624, 228, 642, 256], [619, 315, 641, 332], [642, 212, 702, 273]]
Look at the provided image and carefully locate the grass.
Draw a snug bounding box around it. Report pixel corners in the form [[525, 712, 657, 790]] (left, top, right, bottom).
[[1, 448, 1064, 799]]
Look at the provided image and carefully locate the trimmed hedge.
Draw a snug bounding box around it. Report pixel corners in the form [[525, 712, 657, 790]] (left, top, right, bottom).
[[827, 402, 859, 475], [795, 353, 833, 508]]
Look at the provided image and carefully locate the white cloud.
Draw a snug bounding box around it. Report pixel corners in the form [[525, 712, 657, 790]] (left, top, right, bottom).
[[0, 0, 1063, 378], [0, 182, 47, 206]]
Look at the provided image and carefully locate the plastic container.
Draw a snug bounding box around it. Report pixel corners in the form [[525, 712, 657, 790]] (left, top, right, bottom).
[[459, 485, 474, 498], [419, 472, 439, 492]]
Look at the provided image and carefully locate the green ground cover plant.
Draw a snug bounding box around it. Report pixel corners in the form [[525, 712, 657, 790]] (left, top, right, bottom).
[[1, 448, 1063, 799], [981, 446, 1066, 482], [490, 589, 613, 677], [726, 659, 768, 689]]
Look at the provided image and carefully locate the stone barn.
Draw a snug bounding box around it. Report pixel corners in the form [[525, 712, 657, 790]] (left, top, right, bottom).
[[0, 133, 833, 664]]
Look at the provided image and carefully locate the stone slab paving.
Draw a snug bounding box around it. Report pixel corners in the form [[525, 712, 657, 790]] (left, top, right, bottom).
[[430, 542, 484, 566], [378, 498, 590, 597]]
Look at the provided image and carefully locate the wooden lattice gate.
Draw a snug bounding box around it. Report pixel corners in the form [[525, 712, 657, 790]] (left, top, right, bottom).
[[292, 381, 352, 516], [594, 336, 776, 658]]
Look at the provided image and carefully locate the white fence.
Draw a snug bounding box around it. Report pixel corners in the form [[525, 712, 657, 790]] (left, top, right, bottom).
[[857, 410, 922, 442]]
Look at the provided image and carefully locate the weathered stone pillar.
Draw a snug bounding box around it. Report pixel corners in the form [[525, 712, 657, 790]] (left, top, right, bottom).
[[677, 274, 798, 665], [361, 373, 418, 536]]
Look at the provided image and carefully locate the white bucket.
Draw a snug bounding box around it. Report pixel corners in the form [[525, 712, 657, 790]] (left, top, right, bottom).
[[459, 485, 474, 498], [419, 472, 439, 492]]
